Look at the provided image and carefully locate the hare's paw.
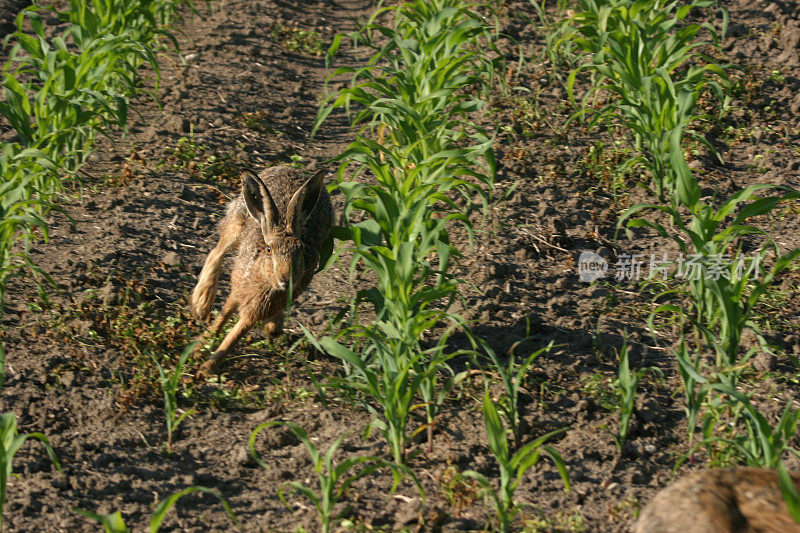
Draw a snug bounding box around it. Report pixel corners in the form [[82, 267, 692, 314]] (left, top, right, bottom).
[[264, 313, 284, 338], [194, 358, 218, 381]]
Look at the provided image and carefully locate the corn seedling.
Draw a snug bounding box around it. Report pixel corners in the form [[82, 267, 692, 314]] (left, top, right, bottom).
[[525, 0, 584, 76], [672, 336, 707, 449], [0, 147, 56, 328], [463, 390, 570, 532], [5, 7, 162, 171], [151, 341, 198, 451], [315, 332, 459, 464], [701, 385, 800, 469], [477, 339, 554, 450], [778, 461, 800, 525], [1, 413, 61, 533], [624, 182, 800, 455], [314, 155, 475, 464], [613, 343, 640, 451], [73, 510, 129, 533], [249, 421, 421, 533], [315, 0, 498, 202], [56, 0, 188, 46], [622, 184, 800, 388], [75, 485, 237, 532]]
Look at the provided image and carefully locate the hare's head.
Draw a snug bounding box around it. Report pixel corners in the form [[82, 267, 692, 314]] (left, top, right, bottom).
[[241, 169, 326, 293]]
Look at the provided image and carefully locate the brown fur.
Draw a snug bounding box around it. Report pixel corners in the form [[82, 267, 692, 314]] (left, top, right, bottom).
[[190, 165, 333, 375], [636, 468, 800, 533]]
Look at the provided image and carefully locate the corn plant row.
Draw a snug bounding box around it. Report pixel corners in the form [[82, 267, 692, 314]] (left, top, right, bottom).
[[552, 0, 800, 514], [0, 0, 190, 528], [313, 0, 500, 465], [0, 0, 190, 354], [620, 167, 800, 475], [309, 3, 571, 528]]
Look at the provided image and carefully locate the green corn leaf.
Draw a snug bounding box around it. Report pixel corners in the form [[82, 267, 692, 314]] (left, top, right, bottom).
[[669, 128, 699, 208], [542, 445, 571, 491], [73, 509, 130, 533], [483, 390, 509, 464], [149, 486, 237, 532], [778, 462, 800, 524]]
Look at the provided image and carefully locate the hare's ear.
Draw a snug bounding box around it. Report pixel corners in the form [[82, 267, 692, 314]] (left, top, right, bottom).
[[286, 168, 326, 234], [242, 170, 280, 235]]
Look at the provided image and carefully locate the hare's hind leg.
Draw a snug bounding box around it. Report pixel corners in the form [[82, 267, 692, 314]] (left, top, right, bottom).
[[190, 207, 246, 321]]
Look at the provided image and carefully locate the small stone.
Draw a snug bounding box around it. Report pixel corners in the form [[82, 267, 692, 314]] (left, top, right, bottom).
[[644, 444, 656, 454], [572, 399, 590, 413], [162, 251, 181, 266], [231, 446, 257, 467], [393, 496, 421, 526], [59, 371, 74, 388]]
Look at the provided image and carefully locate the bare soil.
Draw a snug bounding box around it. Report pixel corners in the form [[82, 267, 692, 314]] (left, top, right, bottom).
[[1, 0, 800, 531]]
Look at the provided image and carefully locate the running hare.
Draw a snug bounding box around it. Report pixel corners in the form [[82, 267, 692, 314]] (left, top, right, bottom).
[[636, 467, 800, 533], [190, 165, 333, 375]]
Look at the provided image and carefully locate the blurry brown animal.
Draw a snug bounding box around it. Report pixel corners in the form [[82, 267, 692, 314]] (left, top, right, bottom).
[[190, 165, 333, 376], [635, 467, 800, 533]]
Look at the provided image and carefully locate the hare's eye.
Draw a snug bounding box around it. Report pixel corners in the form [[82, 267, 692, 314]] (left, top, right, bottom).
[[266, 245, 272, 255]]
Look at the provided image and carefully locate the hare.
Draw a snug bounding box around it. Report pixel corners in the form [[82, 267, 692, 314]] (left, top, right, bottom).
[[190, 165, 333, 375], [635, 467, 800, 533]]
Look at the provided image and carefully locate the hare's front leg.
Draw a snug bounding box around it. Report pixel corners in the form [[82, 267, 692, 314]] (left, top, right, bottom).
[[207, 296, 239, 337], [197, 309, 257, 376], [192, 295, 238, 362]]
